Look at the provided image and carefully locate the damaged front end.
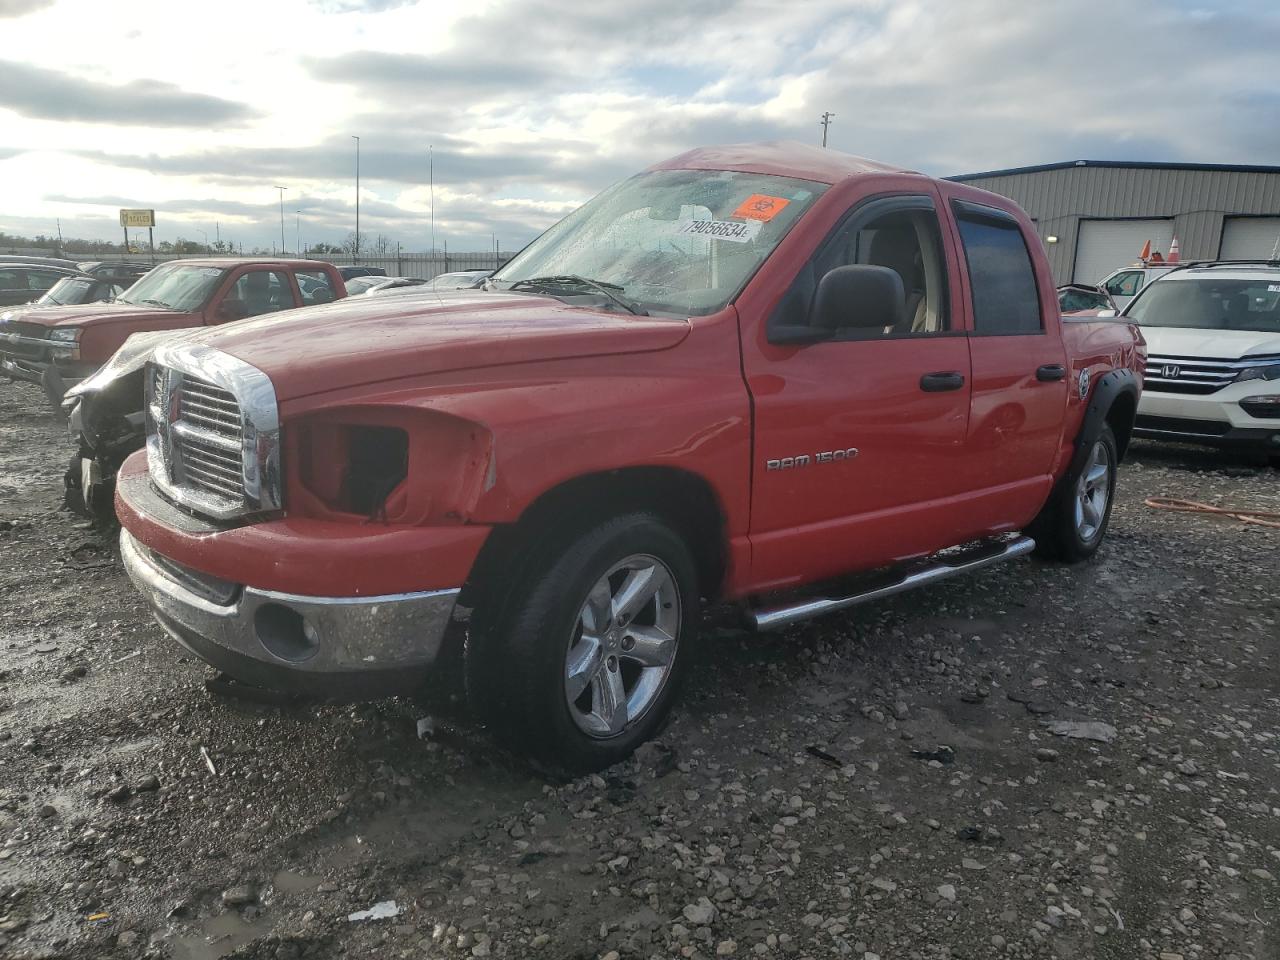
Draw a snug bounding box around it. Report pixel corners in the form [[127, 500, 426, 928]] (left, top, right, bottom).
[[62, 330, 195, 523]]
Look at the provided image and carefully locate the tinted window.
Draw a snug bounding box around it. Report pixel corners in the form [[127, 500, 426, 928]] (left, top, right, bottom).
[[955, 209, 1042, 334]]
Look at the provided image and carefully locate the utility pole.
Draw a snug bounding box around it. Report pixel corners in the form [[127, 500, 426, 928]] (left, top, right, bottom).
[[56, 218, 63, 255], [820, 111, 835, 148], [351, 135, 361, 263], [295, 210, 302, 258], [216, 221, 220, 250], [429, 144, 436, 255], [274, 186, 287, 255]]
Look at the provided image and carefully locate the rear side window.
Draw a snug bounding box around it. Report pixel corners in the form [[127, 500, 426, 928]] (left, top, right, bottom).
[[955, 205, 1043, 334]]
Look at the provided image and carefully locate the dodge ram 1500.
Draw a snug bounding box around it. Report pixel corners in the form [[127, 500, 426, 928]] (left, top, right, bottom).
[[114, 143, 1145, 774]]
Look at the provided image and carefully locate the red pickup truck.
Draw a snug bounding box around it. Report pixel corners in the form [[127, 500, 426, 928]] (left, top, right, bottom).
[[0, 258, 344, 404], [115, 143, 1145, 774]]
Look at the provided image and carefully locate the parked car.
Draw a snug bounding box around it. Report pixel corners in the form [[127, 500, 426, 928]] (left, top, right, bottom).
[[1057, 283, 1116, 316], [337, 265, 387, 281], [114, 143, 1144, 774], [0, 258, 345, 405], [1128, 262, 1280, 461], [1099, 263, 1185, 310], [344, 276, 429, 296], [77, 261, 152, 284], [32, 274, 126, 307], [0, 263, 86, 306]]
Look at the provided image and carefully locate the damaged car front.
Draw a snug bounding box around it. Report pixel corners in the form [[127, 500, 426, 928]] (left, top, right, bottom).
[[62, 329, 200, 521]]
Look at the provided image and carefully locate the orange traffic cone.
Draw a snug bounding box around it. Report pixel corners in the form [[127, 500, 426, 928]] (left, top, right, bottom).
[[1168, 237, 1180, 262], [1139, 240, 1152, 262]]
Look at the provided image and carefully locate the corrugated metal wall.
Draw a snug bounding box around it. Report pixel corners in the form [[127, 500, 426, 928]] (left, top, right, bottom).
[[954, 166, 1280, 281]]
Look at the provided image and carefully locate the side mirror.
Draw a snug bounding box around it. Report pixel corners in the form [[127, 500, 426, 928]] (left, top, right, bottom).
[[811, 264, 905, 332], [1096, 308, 1118, 318]]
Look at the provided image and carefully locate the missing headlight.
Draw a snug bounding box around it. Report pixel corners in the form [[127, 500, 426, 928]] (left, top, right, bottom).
[[345, 426, 409, 517]]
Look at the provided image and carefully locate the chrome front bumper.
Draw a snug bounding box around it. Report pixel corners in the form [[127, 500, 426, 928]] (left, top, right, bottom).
[[120, 530, 461, 697]]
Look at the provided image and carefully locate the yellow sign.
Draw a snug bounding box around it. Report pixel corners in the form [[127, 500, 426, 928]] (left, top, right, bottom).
[[119, 209, 155, 228]]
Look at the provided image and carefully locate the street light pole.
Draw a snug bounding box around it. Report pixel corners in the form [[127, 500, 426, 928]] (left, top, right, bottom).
[[274, 186, 287, 255], [351, 135, 361, 263]]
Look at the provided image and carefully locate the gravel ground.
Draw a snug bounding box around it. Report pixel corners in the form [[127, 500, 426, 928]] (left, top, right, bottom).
[[1, 378, 1278, 960]]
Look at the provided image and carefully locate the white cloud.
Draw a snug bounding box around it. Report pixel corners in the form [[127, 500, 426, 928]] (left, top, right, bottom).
[[0, 0, 1276, 252]]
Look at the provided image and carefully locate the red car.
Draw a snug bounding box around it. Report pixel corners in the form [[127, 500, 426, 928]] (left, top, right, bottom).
[[116, 143, 1145, 774], [0, 258, 344, 404]]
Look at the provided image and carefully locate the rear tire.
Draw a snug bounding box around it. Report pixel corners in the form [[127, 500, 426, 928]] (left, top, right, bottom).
[[1031, 423, 1118, 563], [468, 512, 699, 777]]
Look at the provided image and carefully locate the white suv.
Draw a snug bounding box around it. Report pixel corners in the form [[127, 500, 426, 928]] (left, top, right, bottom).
[[1127, 263, 1280, 461]]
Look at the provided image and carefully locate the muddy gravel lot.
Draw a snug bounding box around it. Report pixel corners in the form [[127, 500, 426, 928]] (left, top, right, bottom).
[[1, 379, 1278, 960]]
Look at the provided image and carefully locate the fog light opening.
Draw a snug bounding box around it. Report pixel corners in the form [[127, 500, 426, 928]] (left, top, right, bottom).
[[254, 603, 320, 663]]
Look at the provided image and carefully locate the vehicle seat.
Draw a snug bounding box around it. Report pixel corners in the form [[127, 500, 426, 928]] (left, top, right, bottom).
[[867, 227, 925, 333]]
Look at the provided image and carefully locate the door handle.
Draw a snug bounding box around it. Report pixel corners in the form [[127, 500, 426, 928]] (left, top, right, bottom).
[[1036, 364, 1067, 382], [920, 371, 965, 392]]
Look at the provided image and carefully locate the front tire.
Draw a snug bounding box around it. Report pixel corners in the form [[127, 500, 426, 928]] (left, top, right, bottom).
[[1031, 423, 1119, 562], [468, 512, 699, 776]]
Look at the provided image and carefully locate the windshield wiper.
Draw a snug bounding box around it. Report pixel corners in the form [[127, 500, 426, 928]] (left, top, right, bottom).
[[138, 298, 170, 308], [509, 275, 648, 316]]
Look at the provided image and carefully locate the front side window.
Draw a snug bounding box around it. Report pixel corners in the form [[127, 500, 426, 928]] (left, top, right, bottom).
[[1105, 271, 1143, 297], [1127, 277, 1280, 333], [955, 207, 1043, 335], [118, 263, 226, 312], [491, 169, 826, 317], [225, 270, 291, 319], [26, 270, 65, 291]]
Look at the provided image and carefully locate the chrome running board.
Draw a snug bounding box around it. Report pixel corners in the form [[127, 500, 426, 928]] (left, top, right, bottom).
[[747, 535, 1036, 632]]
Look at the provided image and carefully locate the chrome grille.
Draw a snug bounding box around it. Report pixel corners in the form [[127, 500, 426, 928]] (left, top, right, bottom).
[[179, 375, 242, 433], [0, 322, 50, 360], [1143, 353, 1280, 395], [145, 343, 281, 521]]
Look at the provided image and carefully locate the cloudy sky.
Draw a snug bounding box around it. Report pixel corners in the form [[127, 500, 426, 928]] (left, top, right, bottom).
[[1, 0, 1276, 253]]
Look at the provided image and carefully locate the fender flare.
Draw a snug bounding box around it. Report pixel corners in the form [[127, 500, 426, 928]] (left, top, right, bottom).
[[1067, 367, 1140, 479]]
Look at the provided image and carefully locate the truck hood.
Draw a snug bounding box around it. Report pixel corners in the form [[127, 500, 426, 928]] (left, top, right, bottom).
[[0, 300, 178, 329], [1139, 326, 1280, 359], [202, 290, 693, 402]]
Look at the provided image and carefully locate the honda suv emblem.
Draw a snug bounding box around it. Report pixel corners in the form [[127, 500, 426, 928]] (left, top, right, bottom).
[[1161, 364, 1181, 379]]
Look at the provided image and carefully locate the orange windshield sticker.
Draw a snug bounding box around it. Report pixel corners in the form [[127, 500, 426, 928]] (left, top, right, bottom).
[[732, 194, 791, 222]]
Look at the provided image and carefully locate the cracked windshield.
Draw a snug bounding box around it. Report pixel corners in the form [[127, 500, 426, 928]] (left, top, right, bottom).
[[492, 169, 825, 316]]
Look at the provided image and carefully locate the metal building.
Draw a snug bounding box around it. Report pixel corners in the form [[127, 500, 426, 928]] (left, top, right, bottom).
[[949, 161, 1280, 284]]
